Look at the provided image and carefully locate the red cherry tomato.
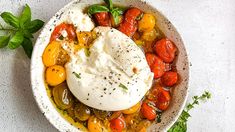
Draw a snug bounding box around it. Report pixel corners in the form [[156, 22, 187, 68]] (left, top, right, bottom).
[[161, 71, 178, 87], [155, 38, 177, 63], [94, 12, 111, 27], [151, 57, 166, 79], [145, 53, 166, 79], [110, 115, 126, 132], [145, 53, 158, 67], [118, 7, 142, 37], [50, 23, 76, 42], [155, 87, 171, 111], [141, 101, 156, 121]]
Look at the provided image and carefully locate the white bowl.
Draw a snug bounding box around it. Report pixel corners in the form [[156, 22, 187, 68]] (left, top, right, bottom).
[[31, 0, 189, 131]]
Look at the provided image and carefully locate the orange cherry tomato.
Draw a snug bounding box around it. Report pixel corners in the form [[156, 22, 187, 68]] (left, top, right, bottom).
[[110, 115, 126, 132], [118, 7, 142, 37], [50, 23, 76, 42], [154, 38, 177, 63], [94, 12, 111, 26], [151, 56, 166, 79], [155, 87, 171, 111], [140, 101, 156, 121], [161, 71, 178, 87]]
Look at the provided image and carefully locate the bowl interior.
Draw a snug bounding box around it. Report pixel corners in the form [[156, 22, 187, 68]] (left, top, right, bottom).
[[31, 0, 189, 131]]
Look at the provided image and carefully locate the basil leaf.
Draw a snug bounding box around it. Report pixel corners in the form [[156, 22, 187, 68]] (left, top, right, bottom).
[[87, 5, 109, 16], [112, 7, 125, 15], [21, 38, 33, 58], [110, 7, 125, 26], [0, 12, 19, 28], [104, 0, 113, 9], [119, 83, 128, 91], [23, 30, 34, 38], [24, 19, 44, 33], [8, 31, 24, 49], [0, 36, 10, 48], [20, 4, 31, 27]]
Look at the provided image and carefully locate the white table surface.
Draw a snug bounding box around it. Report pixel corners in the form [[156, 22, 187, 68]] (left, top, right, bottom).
[[0, 0, 234, 132]]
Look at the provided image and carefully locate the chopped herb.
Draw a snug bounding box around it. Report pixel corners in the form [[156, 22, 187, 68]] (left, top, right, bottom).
[[72, 72, 81, 79], [84, 48, 90, 57], [58, 35, 64, 40], [119, 83, 128, 91], [156, 112, 162, 123]]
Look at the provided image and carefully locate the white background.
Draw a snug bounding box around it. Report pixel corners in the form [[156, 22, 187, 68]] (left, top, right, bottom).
[[0, 0, 234, 132]]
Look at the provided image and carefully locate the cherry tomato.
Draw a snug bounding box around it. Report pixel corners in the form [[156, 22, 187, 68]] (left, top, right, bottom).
[[140, 101, 156, 121], [118, 7, 142, 37], [94, 12, 111, 26], [161, 71, 178, 87], [151, 57, 166, 78], [145, 53, 158, 68], [154, 38, 177, 63], [110, 115, 126, 132], [50, 23, 76, 42], [155, 87, 171, 111]]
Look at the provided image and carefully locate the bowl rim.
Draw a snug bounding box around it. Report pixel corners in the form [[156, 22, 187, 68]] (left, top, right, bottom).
[[31, 0, 189, 131]]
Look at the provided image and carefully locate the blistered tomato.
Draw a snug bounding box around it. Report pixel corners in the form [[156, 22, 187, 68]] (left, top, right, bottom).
[[155, 38, 177, 63]]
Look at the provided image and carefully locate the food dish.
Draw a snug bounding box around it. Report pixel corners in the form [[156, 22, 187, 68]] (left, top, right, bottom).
[[31, 0, 189, 131]]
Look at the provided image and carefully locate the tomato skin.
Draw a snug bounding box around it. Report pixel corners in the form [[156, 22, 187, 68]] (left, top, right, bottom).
[[94, 12, 111, 26], [140, 102, 156, 121], [155, 38, 177, 63], [145, 53, 158, 67], [161, 71, 178, 87], [110, 115, 126, 132], [155, 87, 171, 111], [50, 23, 76, 42], [151, 57, 166, 79], [118, 7, 142, 37]]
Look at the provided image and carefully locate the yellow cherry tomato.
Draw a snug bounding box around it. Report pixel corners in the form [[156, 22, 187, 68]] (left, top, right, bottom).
[[46, 65, 66, 86], [138, 13, 156, 32], [122, 102, 141, 114], [88, 116, 107, 132], [141, 28, 157, 42], [42, 41, 61, 67]]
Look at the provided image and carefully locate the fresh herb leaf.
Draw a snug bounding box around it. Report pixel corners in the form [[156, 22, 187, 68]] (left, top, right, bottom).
[[168, 91, 211, 132], [21, 38, 33, 58], [58, 35, 64, 40], [104, 0, 113, 9], [0, 36, 10, 48], [7, 31, 24, 49], [119, 83, 128, 91], [0, 4, 44, 58], [155, 112, 162, 123], [72, 72, 81, 79], [0, 12, 19, 28], [22, 30, 34, 38], [24, 19, 44, 33], [20, 4, 31, 27], [110, 7, 125, 26], [136, 12, 143, 20], [84, 48, 90, 57], [87, 5, 110, 16]]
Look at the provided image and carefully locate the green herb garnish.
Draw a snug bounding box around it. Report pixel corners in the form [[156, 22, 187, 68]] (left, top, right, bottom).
[[84, 48, 91, 57], [0, 4, 44, 58], [87, 0, 125, 26], [168, 91, 211, 132], [118, 83, 128, 91], [72, 72, 81, 79]]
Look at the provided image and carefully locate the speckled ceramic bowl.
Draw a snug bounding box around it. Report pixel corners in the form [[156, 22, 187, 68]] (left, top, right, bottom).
[[31, 0, 189, 131]]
